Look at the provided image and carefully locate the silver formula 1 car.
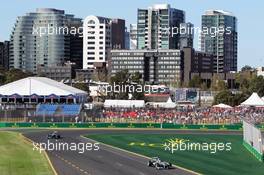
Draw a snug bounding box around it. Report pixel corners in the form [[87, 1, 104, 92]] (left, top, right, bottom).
[[147, 157, 172, 170]]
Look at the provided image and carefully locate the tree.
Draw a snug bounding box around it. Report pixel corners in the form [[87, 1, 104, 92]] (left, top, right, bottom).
[[91, 68, 108, 82], [213, 90, 233, 105], [4, 69, 33, 84], [73, 83, 90, 94], [73, 83, 92, 102], [235, 74, 250, 92], [188, 75, 202, 88], [210, 74, 227, 91], [235, 71, 255, 92], [131, 72, 142, 84], [0, 67, 6, 82], [110, 69, 130, 85], [241, 65, 254, 72], [200, 82, 208, 91], [108, 70, 130, 99], [131, 87, 145, 100], [108, 70, 145, 100], [232, 93, 248, 106], [130, 72, 144, 100], [248, 75, 264, 97]]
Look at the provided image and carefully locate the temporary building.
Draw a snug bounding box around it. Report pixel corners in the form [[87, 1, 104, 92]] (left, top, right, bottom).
[[148, 97, 176, 108], [104, 100, 145, 108], [212, 103, 233, 109], [241, 92, 264, 107], [0, 77, 88, 103]]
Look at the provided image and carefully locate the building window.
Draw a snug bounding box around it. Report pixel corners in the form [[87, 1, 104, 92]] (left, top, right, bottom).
[[88, 20, 95, 24]]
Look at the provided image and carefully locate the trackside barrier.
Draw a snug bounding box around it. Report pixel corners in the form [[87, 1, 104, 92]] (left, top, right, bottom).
[[0, 122, 243, 130], [243, 140, 264, 161]]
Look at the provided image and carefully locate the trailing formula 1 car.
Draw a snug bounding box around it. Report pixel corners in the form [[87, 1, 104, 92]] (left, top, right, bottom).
[[147, 157, 172, 170], [47, 131, 61, 139]]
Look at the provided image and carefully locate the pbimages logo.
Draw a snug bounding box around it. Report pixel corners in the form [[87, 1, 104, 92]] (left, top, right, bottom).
[[31, 22, 233, 38], [98, 83, 167, 95], [32, 24, 83, 37], [33, 140, 100, 154], [164, 26, 233, 38], [128, 138, 232, 154], [163, 138, 232, 154]]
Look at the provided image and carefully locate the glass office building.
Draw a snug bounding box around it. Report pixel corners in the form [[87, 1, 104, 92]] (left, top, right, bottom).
[[137, 4, 185, 50], [200, 10, 237, 73], [9, 8, 82, 73], [110, 49, 182, 84]]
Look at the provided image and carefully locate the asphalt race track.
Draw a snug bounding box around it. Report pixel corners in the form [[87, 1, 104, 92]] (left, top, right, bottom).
[[22, 129, 242, 175]]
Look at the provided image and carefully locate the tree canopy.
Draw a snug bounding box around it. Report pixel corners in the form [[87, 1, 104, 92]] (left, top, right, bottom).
[[214, 71, 264, 106], [210, 74, 227, 91], [108, 70, 144, 100], [1, 69, 33, 85]]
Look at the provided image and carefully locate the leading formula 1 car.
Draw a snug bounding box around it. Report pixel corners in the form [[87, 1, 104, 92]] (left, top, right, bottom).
[[147, 157, 172, 170], [47, 131, 61, 139]]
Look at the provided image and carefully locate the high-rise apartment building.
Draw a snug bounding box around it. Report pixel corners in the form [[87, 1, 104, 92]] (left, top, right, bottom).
[[137, 4, 185, 50], [0, 41, 10, 70], [200, 10, 237, 73], [179, 22, 194, 49], [111, 19, 126, 49], [83, 16, 125, 69], [9, 8, 83, 73], [182, 47, 214, 84], [125, 27, 130, 49], [129, 24, 137, 49]]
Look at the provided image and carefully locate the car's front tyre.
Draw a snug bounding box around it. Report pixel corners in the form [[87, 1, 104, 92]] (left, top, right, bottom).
[[147, 162, 152, 167], [155, 165, 160, 170]]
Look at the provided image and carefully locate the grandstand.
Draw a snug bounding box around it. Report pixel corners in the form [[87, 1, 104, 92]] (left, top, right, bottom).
[[0, 77, 88, 122], [36, 104, 82, 116]]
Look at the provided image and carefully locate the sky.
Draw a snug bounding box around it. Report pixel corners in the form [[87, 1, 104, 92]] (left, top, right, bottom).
[[0, 0, 263, 69]]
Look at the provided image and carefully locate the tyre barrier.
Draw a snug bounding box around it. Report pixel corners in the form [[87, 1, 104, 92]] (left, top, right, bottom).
[[0, 122, 243, 130]]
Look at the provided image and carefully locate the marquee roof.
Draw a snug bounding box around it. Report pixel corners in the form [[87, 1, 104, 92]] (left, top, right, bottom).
[[241, 93, 264, 106], [0, 77, 87, 96]]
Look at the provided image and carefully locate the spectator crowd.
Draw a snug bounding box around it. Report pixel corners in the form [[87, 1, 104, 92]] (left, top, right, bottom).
[[101, 106, 264, 124]]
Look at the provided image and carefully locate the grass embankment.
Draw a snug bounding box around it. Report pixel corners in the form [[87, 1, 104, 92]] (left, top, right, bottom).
[[0, 131, 53, 175]]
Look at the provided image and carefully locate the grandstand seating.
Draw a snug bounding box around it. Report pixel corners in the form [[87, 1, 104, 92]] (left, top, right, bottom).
[[36, 104, 57, 115], [36, 104, 81, 116]]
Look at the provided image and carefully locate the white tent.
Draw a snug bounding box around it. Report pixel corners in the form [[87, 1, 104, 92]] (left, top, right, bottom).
[[0, 77, 87, 96], [149, 97, 176, 108], [104, 100, 145, 108], [241, 92, 264, 106], [213, 103, 232, 108]]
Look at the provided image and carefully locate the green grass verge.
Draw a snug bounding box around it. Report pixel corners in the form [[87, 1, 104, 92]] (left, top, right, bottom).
[[86, 133, 264, 175], [0, 131, 53, 175]]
